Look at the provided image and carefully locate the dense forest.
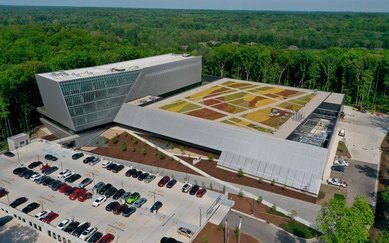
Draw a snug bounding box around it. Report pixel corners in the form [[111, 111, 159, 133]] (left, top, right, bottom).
[[0, 6, 388, 143]]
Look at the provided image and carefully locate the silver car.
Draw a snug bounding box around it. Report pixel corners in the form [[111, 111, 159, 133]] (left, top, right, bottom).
[[143, 175, 156, 183], [133, 198, 147, 208], [88, 157, 101, 166], [79, 178, 93, 189], [92, 182, 105, 191]]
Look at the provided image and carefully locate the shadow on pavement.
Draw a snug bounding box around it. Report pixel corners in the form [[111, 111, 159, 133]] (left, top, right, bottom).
[[275, 230, 307, 243], [0, 225, 39, 243], [355, 164, 378, 179]]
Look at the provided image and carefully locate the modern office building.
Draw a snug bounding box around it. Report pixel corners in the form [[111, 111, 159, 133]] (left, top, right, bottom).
[[36, 54, 344, 196]]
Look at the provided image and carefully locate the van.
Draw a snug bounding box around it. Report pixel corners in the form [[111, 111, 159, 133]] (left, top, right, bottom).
[[338, 129, 345, 137]]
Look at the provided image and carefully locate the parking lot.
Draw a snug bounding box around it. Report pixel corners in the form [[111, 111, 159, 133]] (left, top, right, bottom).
[[0, 140, 226, 242]]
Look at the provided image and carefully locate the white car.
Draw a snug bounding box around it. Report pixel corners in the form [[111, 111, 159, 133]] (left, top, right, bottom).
[[102, 161, 112, 168], [63, 172, 75, 180], [57, 218, 71, 230], [79, 226, 97, 240], [327, 178, 347, 188], [58, 169, 71, 178], [177, 227, 194, 238], [35, 210, 51, 220], [30, 173, 44, 181], [92, 195, 107, 207], [334, 159, 349, 167], [182, 183, 193, 193]]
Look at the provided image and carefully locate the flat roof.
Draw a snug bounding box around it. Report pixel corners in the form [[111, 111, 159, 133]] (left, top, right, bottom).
[[8, 133, 28, 140], [324, 92, 344, 105], [37, 53, 195, 82]]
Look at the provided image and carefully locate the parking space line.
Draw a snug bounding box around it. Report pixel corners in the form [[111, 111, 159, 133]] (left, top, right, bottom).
[[39, 195, 54, 203], [107, 223, 124, 232], [162, 213, 175, 226], [1, 179, 11, 185]]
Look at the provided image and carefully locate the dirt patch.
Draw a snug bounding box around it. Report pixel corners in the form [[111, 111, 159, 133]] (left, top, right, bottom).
[[316, 184, 347, 206], [193, 222, 260, 243], [336, 140, 352, 159], [370, 132, 389, 240], [195, 160, 317, 203], [89, 132, 200, 176]]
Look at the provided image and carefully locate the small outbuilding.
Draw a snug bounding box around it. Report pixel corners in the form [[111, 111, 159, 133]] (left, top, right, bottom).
[[7, 133, 30, 151]]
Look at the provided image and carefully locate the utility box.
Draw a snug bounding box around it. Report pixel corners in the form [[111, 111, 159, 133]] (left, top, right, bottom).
[[7, 133, 30, 151]]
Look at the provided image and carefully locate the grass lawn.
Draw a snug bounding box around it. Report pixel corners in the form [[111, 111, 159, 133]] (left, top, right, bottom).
[[279, 220, 321, 239]]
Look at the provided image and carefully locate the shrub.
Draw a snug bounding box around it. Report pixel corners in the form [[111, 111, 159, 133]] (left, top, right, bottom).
[[272, 203, 277, 211], [112, 136, 118, 144], [131, 137, 138, 144], [271, 179, 275, 186], [237, 168, 244, 177], [282, 184, 287, 190], [132, 147, 136, 153], [238, 190, 244, 197], [201, 235, 208, 243], [121, 142, 127, 152], [256, 196, 262, 203], [257, 177, 262, 184], [234, 227, 240, 237], [318, 191, 325, 200], [141, 148, 147, 156], [207, 153, 214, 161], [217, 222, 224, 231], [159, 151, 165, 160], [179, 145, 185, 153], [291, 209, 298, 219]]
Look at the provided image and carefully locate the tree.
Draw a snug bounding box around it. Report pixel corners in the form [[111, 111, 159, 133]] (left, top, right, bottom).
[[237, 168, 244, 177], [382, 186, 389, 203], [112, 136, 118, 144], [121, 142, 127, 152], [316, 196, 374, 243]]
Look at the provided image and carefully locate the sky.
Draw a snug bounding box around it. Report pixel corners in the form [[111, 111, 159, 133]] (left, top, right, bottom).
[[1, 0, 388, 12]]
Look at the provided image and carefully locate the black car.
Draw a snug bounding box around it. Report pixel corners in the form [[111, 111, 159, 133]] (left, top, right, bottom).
[[98, 183, 112, 195], [88, 231, 103, 243], [52, 182, 66, 191], [331, 165, 345, 173], [132, 170, 143, 178], [19, 169, 32, 177], [72, 153, 84, 160], [36, 175, 49, 184], [28, 161, 43, 169], [138, 173, 149, 181], [83, 156, 95, 164], [105, 187, 117, 198], [112, 189, 125, 200], [0, 216, 13, 226], [13, 167, 27, 175], [24, 171, 38, 179], [49, 180, 62, 189], [45, 154, 58, 161], [166, 179, 177, 188], [150, 201, 163, 212], [44, 166, 58, 175], [106, 163, 117, 171], [22, 202, 40, 213], [125, 169, 137, 177], [73, 222, 91, 237], [3, 151, 15, 157], [10, 197, 28, 208], [64, 187, 78, 196], [65, 174, 81, 183], [63, 221, 80, 233], [43, 178, 55, 186], [112, 164, 124, 173], [189, 185, 200, 195], [160, 237, 182, 243], [105, 201, 120, 212]]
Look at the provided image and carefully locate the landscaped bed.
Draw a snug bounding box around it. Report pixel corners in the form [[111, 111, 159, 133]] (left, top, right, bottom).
[[211, 102, 247, 114], [229, 194, 320, 239], [185, 85, 234, 101], [193, 222, 259, 243], [242, 107, 293, 128], [159, 100, 201, 113], [185, 107, 227, 120]]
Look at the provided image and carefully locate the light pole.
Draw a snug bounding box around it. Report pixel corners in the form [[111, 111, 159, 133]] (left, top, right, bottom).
[[6, 193, 10, 205], [238, 216, 242, 243], [60, 161, 63, 172], [153, 192, 156, 204], [199, 207, 202, 227], [92, 172, 96, 187], [15, 146, 21, 166]]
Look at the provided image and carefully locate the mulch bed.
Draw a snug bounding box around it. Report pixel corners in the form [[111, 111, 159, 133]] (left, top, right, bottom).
[[193, 222, 259, 243], [91, 132, 200, 176], [194, 160, 317, 203]]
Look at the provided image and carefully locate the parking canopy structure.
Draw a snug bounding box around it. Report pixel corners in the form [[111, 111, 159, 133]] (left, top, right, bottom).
[[114, 104, 329, 195]]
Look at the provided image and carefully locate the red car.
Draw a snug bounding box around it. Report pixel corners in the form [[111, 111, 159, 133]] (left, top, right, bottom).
[[69, 189, 85, 200], [97, 233, 115, 243], [0, 188, 9, 198], [41, 212, 58, 223], [196, 188, 207, 198], [158, 176, 170, 187], [78, 192, 93, 202], [40, 164, 50, 173], [58, 185, 71, 193], [113, 204, 128, 215]]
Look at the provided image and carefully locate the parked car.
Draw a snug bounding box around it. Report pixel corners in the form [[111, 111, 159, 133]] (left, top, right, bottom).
[[158, 176, 170, 187], [106, 163, 117, 171], [36, 175, 49, 184], [196, 188, 207, 198], [24, 171, 37, 179], [40, 164, 50, 173], [327, 178, 348, 187], [160, 237, 180, 243], [189, 185, 200, 195], [21, 202, 40, 214], [182, 183, 192, 193], [64, 187, 78, 196], [122, 206, 136, 217], [112, 189, 125, 200], [133, 198, 147, 208], [0, 215, 13, 226], [177, 227, 194, 238], [88, 232, 103, 243], [57, 218, 71, 230], [80, 226, 98, 240], [79, 178, 93, 189], [49, 180, 62, 189], [69, 189, 85, 200], [150, 201, 163, 213], [3, 151, 15, 157], [13, 167, 27, 175], [42, 212, 58, 223], [73, 222, 91, 237], [98, 184, 112, 195], [113, 204, 128, 215], [105, 201, 120, 212], [30, 173, 44, 181], [28, 161, 42, 169], [166, 179, 177, 188], [338, 128, 345, 137], [78, 192, 93, 202], [35, 210, 51, 220], [72, 152, 84, 160], [0, 188, 9, 198], [44, 166, 59, 175], [66, 174, 81, 183], [125, 168, 137, 177], [97, 233, 115, 243], [58, 169, 71, 178], [43, 178, 55, 186], [83, 156, 95, 164], [126, 192, 140, 204], [18, 169, 31, 177], [64, 221, 80, 233], [92, 182, 105, 192], [120, 192, 132, 203], [52, 182, 66, 191], [143, 174, 156, 183], [88, 157, 101, 166], [10, 197, 28, 208], [334, 159, 349, 167], [59, 185, 72, 193], [45, 154, 58, 161], [331, 165, 345, 173], [105, 187, 117, 198], [102, 161, 112, 168], [92, 196, 107, 207], [137, 173, 149, 181], [112, 164, 124, 173], [132, 170, 143, 178]]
